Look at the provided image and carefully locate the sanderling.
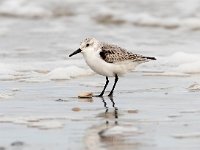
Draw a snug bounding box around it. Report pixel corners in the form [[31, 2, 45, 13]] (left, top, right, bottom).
[[69, 37, 156, 97]]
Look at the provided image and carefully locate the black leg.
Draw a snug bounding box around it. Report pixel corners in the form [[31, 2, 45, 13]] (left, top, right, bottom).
[[108, 74, 118, 97], [97, 76, 109, 97]]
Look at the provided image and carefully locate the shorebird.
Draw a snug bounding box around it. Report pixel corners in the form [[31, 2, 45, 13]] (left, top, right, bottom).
[[69, 37, 156, 97]]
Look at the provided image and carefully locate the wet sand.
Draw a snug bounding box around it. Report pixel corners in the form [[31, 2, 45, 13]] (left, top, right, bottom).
[[1, 72, 200, 150], [0, 1, 200, 148]]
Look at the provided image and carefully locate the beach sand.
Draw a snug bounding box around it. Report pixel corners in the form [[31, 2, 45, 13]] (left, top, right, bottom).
[[0, 73, 200, 150]]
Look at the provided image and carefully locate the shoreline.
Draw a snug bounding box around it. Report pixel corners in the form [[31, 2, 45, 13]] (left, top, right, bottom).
[[0, 74, 200, 149]]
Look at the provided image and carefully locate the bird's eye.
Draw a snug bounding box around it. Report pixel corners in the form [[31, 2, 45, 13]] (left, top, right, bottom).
[[86, 44, 89, 47]]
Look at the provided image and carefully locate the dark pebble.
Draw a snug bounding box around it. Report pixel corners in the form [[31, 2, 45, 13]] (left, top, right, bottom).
[[11, 141, 24, 146], [0, 147, 6, 150]]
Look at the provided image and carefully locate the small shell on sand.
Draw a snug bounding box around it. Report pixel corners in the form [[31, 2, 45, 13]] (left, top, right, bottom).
[[127, 109, 138, 113], [72, 107, 81, 112], [78, 92, 93, 98]]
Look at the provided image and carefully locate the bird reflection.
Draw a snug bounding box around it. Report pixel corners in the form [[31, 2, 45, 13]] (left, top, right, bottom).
[[101, 96, 118, 125]]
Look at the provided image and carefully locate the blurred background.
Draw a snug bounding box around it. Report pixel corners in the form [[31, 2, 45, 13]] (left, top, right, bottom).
[[0, 0, 200, 82]]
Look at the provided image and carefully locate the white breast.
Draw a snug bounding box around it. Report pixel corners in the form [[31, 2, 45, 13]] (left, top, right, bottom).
[[82, 51, 115, 77], [82, 51, 139, 77]]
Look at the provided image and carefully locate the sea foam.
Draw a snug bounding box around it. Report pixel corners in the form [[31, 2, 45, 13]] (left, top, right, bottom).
[[141, 52, 200, 75], [130, 14, 200, 30], [0, 0, 74, 18], [165, 52, 200, 74], [1, 0, 200, 31], [47, 66, 94, 80], [0, 61, 94, 82]]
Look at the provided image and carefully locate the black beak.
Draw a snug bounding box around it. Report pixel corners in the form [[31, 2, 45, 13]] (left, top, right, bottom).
[[69, 48, 82, 57]]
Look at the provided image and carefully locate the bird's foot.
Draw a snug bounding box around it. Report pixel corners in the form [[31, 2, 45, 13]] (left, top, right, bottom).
[[92, 90, 106, 97], [93, 93, 104, 97], [93, 92, 113, 97], [108, 92, 113, 97]]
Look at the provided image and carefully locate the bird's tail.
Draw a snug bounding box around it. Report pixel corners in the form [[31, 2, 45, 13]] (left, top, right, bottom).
[[142, 56, 156, 60]]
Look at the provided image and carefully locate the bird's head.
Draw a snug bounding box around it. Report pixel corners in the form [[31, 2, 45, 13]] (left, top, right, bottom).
[[69, 37, 101, 57]]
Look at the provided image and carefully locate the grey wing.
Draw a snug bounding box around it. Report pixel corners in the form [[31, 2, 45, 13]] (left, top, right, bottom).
[[99, 43, 151, 63]]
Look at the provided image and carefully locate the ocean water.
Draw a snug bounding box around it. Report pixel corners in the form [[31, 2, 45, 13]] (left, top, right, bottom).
[[0, 0, 200, 82], [1, 0, 200, 150]]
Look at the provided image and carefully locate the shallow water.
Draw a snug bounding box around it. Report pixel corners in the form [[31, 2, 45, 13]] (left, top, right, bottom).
[[0, 0, 200, 149], [1, 74, 200, 150]]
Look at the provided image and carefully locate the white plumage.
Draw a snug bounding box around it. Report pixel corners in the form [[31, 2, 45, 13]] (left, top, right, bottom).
[[69, 37, 156, 97]]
